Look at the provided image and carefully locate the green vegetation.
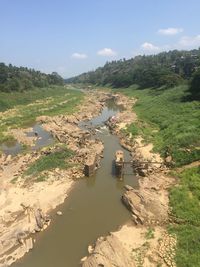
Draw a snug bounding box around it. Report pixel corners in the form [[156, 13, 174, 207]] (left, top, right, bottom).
[[67, 49, 200, 99], [0, 86, 84, 144], [25, 147, 74, 176], [0, 63, 63, 92], [169, 167, 200, 267], [170, 167, 200, 225], [189, 68, 200, 100], [145, 227, 155, 239], [118, 85, 200, 167]]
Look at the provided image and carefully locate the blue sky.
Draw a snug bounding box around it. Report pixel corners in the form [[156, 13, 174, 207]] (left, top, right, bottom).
[[0, 0, 200, 78]]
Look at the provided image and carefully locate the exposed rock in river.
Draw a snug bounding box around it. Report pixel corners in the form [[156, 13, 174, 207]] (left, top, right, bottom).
[[122, 171, 173, 225], [82, 235, 135, 267]]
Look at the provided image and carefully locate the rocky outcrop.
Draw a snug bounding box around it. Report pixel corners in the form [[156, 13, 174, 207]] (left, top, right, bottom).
[[122, 172, 173, 225], [82, 235, 135, 267]]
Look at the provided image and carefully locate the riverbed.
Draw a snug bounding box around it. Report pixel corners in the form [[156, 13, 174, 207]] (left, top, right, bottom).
[[13, 99, 137, 267]]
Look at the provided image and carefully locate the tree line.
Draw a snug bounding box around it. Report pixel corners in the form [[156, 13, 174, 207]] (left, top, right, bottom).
[[0, 63, 64, 92], [67, 48, 200, 100]]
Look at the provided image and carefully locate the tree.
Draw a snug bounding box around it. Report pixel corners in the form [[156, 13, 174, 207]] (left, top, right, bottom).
[[189, 69, 200, 100]]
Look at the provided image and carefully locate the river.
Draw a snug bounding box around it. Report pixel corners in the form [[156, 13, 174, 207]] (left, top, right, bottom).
[[13, 99, 137, 267]]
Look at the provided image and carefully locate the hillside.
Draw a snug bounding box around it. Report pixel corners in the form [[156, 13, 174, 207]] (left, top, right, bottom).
[[67, 48, 200, 99], [0, 63, 64, 92]]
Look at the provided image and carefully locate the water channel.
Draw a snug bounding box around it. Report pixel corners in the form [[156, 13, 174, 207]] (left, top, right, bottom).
[[13, 100, 137, 267]]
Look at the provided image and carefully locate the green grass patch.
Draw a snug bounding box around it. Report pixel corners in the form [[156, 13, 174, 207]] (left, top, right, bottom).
[[145, 227, 155, 239], [0, 86, 84, 144], [117, 85, 200, 166], [25, 147, 74, 176], [169, 224, 200, 267], [169, 167, 200, 266], [170, 167, 200, 225]]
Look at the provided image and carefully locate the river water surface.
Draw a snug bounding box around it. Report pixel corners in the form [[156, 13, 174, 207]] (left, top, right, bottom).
[[1, 124, 54, 156], [13, 100, 137, 267]]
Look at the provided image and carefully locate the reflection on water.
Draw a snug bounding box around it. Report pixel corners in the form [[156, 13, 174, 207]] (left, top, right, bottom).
[[1, 124, 54, 156], [1, 141, 22, 156], [30, 124, 54, 150], [13, 100, 137, 267]]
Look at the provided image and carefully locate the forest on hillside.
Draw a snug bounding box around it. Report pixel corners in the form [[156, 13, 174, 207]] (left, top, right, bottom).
[[0, 63, 64, 92], [67, 48, 200, 100]]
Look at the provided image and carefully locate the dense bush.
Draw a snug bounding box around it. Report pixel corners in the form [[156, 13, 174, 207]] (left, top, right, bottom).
[[189, 69, 200, 100]]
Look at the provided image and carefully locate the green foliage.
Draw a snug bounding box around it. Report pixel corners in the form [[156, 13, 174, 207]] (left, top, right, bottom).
[[170, 167, 200, 225], [169, 167, 200, 267], [127, 123, 139, 136], [67, 49, 200, 89], [0, 63, 64, 92], [25, 147, 74, 176], [189, 68, 200, 100], [119, 85, 200, 166], [170, 225, 200, 267], [145, 227, 155, 239]]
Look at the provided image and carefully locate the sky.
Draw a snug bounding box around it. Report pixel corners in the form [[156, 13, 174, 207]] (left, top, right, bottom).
[[0, 0, 200, 78]]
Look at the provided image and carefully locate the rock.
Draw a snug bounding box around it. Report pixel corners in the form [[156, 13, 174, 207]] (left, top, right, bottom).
[[124, 185, 133, 191], [80, 256, 87, 263], [16, 231, 28, 245], [56, 211, 62, 216], [122, 189, 145, 224], [25, 238, 33, 252], [35, 208, 45, 229], [82, 235, 135, 267], [6, 155, 12, 162], [88, 245, 94, 253]]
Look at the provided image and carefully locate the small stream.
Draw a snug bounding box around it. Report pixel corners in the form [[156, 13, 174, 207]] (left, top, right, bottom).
[[13, 100, 137, 267]]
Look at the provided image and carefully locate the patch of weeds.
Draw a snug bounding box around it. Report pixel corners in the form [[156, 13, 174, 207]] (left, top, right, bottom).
[[25, 147, 74, 176], [11, 177, 18, 184], [36, 174, 47, 182], [145, 227, 155, 239]]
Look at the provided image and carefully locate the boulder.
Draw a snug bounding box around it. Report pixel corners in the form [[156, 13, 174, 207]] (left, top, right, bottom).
[[82, 235, 135, 267]]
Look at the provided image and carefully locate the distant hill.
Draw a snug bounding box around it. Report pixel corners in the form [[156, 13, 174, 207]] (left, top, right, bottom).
[[66, 49, 200, 90], [0, 63, 64, 92]]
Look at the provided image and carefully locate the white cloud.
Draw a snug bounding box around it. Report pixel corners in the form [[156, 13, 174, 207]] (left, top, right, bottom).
[[141, 42, 160, 52], [71, 53, 87, 59], [158, 27, 183, 35], [178, 35, 200, 48], [97, 48, 117, 56]]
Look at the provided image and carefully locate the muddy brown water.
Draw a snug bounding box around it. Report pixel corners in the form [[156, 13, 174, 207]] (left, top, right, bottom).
[[13, 100, 138, 267]]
